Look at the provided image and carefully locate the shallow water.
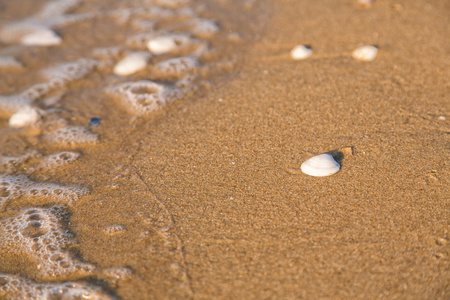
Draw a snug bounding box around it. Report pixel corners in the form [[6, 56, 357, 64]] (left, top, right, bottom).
[[0, 0, 266, 298]]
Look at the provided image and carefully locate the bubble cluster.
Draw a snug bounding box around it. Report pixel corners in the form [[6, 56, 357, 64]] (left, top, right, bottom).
[[41, 59, 98, 89], [0, 273, 116, 300], [0, 152, 40, 174], [0, 84, 50, 116], [43, 126, 100, 145], [185, 18, 220, 39], [34, 0, 81, 20], [0, 204, 96, 280], [0, 0, 232, 295], [40, 151, 81, 169], [0, 174, 89, 209], [106, 80, 179, 115], [0, 56, 23, 70], [153, 56, 200, 79]]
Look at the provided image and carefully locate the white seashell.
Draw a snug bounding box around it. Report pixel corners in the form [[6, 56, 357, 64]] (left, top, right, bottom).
[[146, 35, 192, 55], [8, 106, 40, 128], [358, 0, 375, 5], [21, 29, 62, 46], [113, 52, 151, 76], [301, 154, 340, 177], [290, 45, 313, 60], [147, 36, 179, 54], [352, 45, 378, 61]]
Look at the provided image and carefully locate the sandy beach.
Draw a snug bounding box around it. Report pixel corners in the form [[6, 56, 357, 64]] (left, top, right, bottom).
[[0, 0, 448, 299]]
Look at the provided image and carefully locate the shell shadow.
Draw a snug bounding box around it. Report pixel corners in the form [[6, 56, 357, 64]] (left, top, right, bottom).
[[327, 146, 354, 165]]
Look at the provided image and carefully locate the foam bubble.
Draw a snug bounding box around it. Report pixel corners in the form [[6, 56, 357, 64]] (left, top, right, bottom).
[[40, 151, 81, 169], [0, 95, 33, 117], [41, 59, 98, 89], [0, 152, 40, 174], [186, 18, 220, 39], [0, 56, 23, 70], [0, 84, 51, 116], [35, 0, 81, 20], [0, 273, 116, 300], [106, 80, 180, 115], [43, 126, 100, 145], [153, 56, 200, 79], [0, 204, 96, 280], [0, 174, 89, 209]]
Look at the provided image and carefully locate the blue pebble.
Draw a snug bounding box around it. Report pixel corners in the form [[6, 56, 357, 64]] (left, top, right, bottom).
[[89, 118, 101, 126]]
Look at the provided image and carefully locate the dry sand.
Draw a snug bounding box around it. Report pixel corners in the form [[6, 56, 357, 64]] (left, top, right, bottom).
[[0, 0, 449, 299]]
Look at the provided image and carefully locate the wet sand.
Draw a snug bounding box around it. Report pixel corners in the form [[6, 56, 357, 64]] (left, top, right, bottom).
[[0, 0, 449, 299]]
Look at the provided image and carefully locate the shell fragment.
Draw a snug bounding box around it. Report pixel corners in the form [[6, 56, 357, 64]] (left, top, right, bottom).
[[113, 52, 151, 76], [301, 154, 340, 177], [352, 45, 378, 61], [290, 45, 313, 60]]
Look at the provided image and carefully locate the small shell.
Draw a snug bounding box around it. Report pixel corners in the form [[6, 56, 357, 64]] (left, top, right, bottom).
[[113, 52, 151, 76], [352, 45, 378, 61], [301, 154, 340, 177], [290, 45, 313, 60], [146, 35, 189, 55], [8, 106, 40, 128], [358, 0, 375, 5], [21, 29, 62, 46]]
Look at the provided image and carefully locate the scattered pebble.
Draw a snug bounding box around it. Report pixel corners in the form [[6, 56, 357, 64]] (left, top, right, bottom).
[[8, 106, 40, 128], [113, 52, 151, 76], [438, 116, 446, 121], [88, 117, 101, 126], [352, 45, 378, 61], [301, 153, 340, 177], [290, 45, 313, 60]]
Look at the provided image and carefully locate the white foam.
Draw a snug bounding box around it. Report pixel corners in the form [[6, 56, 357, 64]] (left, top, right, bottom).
[[35, 0, 81, 20], [0, 204, 96, 280], [0, 174, 89, 209], [0, 56, 23, 70], [43, 126, 100, 145], [41, 59, 98, 88], [106, 80, 180, 115], [153, 56, 200, 78], [0, 151, 40, 173], [0, 273, 115, 300], [187, 18, 220, 38], [40, 151, 81, 169]]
